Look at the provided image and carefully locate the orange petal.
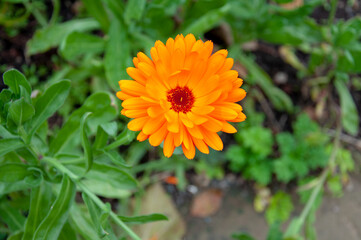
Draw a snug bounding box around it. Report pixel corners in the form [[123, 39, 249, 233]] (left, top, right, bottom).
[[149, 123, 168, 146], [191, 106, 215, 115], [147, 106, 165, 118], [133, 57, 139, 67], [227, 88, 247, 102], [187, 112, 208, 125], [116, 91, 132, 100], [194, 90, 222, 106], [122, 109, 148, 118], [137, 131, 149, 141], [122, 97, 156, 109], [210, 106, 238, 120], [179, 112, 194, 128], [221, 122, 237, 133], [119, 80, 147, 96], [138, 62, 157, 77], [166, 37, 175, 53], [193, 75, 220, 97], [187, 125, 203, 139], [192, 137, 209, 154], [201, 117, 223, 132], [218, 58, 234, 73], [165, 111, 180, 133], [201, 128, 223, 151], [163, 133, 175, 157], [230, 112, 246, 122], [184, 34, 196, 54], [128, 117, 149, 131], [182, 141, 195, 159], [150, 47, 159, 62], [127, 67, 146, 85], [219, 70, 238, 83], [137, 52, 154, 66], [173, 124, 184, 147], [143, 116, 166, 135]]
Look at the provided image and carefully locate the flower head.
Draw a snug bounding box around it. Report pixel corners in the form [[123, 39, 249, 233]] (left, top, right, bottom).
[[117, 34, 246, 159]]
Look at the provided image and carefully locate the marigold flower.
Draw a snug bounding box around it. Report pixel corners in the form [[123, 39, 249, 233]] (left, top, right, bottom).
[[116, 34, 246, 159]]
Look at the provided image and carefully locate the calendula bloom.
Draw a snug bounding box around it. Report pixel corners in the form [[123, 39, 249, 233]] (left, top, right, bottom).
[[116, 34, 246, 159]]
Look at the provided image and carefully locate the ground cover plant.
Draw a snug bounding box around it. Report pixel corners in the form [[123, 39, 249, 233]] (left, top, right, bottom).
[[0, 0, 360, 239]]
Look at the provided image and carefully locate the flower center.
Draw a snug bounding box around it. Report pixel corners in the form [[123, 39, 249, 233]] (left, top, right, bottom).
[[167, 86, 195, 113]]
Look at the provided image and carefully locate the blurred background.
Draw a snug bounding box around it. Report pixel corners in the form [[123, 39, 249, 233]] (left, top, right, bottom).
[[1, 0, 361, 239]]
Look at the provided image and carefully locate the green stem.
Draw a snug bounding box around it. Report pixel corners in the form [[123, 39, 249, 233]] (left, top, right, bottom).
[[42, 157, 142, 240], [284, 127, 341, 237], [328, 0, 339, 25], [24, 2, 47, 27], [49, 0, 60, 26]]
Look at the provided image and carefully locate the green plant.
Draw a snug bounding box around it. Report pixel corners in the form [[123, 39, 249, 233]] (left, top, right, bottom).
[[0, 69, 167, 240]]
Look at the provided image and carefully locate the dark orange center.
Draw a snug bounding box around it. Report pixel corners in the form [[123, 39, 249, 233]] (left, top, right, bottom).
[[167, 86, 195, 113]]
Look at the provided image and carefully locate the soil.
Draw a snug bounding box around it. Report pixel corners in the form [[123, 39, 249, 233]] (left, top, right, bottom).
[[181, 173, 361, 240]]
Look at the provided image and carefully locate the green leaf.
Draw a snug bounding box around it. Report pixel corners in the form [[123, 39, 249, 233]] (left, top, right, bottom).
[[102, 150, 132, 169], [232, 233, 256, 240], [60, 32, 105, 61], [103, 0, 125, 23], [0, 138, 25, 157], [183, 4, 231, 36], [327, 175, 343, 197], [104, 20, 131, 90], [260, 18, 322, 45], [0, 201, 26, 232], [81, 178, 132, 198], [248, 162, 272, 185], [27, 18, 100, 55], [22, 182, 54, 240], [81, 193, 109, 238], [274, 157, 295, 183], [266, 191, 294, 225], [336, 147, 354, 174], [267, 222, 283, 240], [335, 77, 359, 135], [33, 175, 76, 240], [8, 98, 35, 125], [118, 213, 168, 224], [93, 125, 109, 150], [0, 124, 16, 138], [284, 217, 303, 238], [337, 44, 361, 73], [8, 231, 24, 240], [58, 222, 77, 240], [0, 163, 31, 182], [49, 92, 116, 155], [240, 126, 273, 157], [81, 0, 110, 32], [29, 80, 71, 139], [0, 164, 43, 194], [124, 0, 146, 24], [3, 69, 31, 96], [104, 128, 135, 150], [80, 112, 93, 174], [67, 162, 137, 190], [69, 204, 102, 240]]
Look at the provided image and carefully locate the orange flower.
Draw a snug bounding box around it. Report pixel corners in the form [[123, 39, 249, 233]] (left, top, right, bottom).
[[117, 34, 246, 159]]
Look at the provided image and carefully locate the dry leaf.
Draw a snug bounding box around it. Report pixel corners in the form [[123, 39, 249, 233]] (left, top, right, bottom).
[[133, 183, 186, 240], [190, 189, 223, 217], [280, 0, 304, 10]]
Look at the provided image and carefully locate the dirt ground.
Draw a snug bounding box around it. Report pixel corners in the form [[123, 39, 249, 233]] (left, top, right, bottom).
[[182, 173, 361, 240]]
